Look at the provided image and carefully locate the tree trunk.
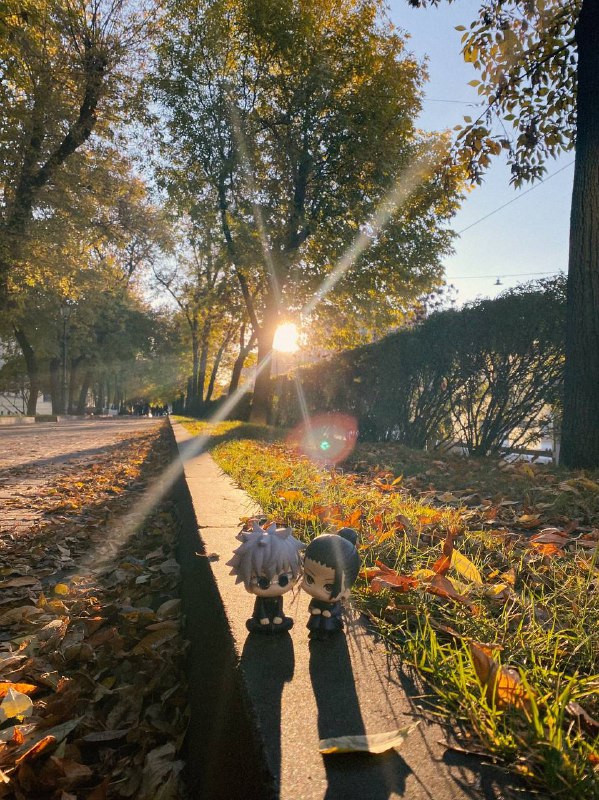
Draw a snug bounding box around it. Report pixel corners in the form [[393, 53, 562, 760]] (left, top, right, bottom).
[[191, 326, 199, 402], [250, 318, 277, 424], [77, 369, 93, 414], [49, 358, 61, 414], [97, 380, 105, 414], [561, 0, 599, 468], [69, 356, 85, 414], [13, 327, 39, 416], [228, 325, 257, 396], [206, 334, 231, 403], [198, 319, 211, 403]]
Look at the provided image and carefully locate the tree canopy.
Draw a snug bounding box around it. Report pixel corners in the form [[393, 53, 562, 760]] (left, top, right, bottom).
[[0, 0, 152, 305], [150, 0, 465, 421]]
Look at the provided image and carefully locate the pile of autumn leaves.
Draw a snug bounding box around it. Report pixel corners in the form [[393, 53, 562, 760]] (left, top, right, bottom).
[[0, 426, 188, 800]]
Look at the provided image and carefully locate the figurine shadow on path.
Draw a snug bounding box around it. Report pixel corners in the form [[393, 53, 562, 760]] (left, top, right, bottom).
[[240, 631, 295, 794], [309, 634, 413, 800]]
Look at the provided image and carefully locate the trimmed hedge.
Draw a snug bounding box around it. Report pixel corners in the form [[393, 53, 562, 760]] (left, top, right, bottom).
[[271, 278, 565, 455]]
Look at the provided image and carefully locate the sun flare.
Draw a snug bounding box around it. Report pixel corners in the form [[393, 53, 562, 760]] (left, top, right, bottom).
[[273, 322, 300, 353]]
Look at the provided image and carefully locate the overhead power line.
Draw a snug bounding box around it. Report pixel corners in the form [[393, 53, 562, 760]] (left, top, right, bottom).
[[451, 269, 564, 279], [423, 98, 479, 105], [458, 160, 575, 235]]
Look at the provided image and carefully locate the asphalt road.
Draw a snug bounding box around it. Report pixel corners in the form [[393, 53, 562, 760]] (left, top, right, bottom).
[[0, 417, 161, 534]]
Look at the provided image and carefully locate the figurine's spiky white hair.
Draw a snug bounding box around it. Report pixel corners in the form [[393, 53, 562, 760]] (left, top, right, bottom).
[[226, 521, 304, 591]]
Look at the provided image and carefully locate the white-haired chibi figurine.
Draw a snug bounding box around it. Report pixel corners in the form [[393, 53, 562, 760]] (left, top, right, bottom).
[[227, 521, 304, 634]]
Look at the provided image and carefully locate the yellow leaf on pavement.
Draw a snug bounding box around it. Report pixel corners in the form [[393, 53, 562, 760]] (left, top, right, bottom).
[[319, 722, 420, 754]]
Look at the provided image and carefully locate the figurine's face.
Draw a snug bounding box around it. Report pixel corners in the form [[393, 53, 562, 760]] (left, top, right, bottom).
[[248, 570, 298, 597], [301, 557, 347, 602]]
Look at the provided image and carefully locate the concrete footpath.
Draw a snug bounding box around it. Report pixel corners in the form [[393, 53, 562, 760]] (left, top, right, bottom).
[[172, 421, 540, 800]]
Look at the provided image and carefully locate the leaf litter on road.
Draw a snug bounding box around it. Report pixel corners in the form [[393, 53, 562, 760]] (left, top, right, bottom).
[[0, 424, 189, 800]]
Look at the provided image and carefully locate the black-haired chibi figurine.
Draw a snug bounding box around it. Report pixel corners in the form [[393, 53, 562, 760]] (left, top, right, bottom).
[[300, 528, 361, 639], [227, 521, 304, 634]]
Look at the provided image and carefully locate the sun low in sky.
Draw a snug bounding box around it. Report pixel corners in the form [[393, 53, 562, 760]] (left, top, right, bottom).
[[273, 322, 300, 353]]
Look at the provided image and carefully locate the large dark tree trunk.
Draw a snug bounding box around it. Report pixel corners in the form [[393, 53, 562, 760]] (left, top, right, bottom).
[[97, 380, 105, 414], [13, 327, 39, 416], [250, 314, 277, 424], [561, 0, 599, 468]]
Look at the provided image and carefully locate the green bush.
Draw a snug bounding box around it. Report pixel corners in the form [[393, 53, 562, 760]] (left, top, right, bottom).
[[272, 278, 565, 454]]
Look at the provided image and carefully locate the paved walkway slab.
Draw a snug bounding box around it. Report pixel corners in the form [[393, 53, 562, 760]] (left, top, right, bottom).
[[173, 421, 541, 800]]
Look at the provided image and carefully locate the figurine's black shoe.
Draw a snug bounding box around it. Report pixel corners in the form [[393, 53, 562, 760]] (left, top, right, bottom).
[[246, 616, 294, 634]]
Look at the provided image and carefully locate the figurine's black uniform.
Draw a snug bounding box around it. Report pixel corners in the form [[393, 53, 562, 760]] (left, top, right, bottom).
[[246, 596, 293, 634], [306, 598, 343, 638]]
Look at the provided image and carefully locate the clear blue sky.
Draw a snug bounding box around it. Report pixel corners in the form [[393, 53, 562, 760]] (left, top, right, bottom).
[[387, 0, 573, 305]]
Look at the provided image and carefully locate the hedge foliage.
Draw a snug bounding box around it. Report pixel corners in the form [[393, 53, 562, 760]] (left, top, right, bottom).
[[271, 278, 565, 456]]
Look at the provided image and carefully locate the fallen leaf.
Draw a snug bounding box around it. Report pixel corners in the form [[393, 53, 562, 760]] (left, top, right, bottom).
[[0, 683, 38, 700], [14, 735, 56, 765], [132, 628, 178, 654], [359, 567, 381, 581], [483, 583, 512, 599], [425, 574, 473, 609], [451, 551, 482, 584], [469, 642, 530, 710], [0, 688, 33, 723], [0, 605, 45, 625], [517, 514, 541, 529], [412, 568, 436, 581], [138, 742, 185, 800], [81, 729, 130, 744], [530, 529, 570, 546], [370, 575, 418, 593], [156, 599, 181, 619], [530, 542, 565, 557], [432, 529, 455, 575], [369, 562, 418, 593], [319, 722, 420, 754], [0, 576, 41, 589], [278, 490, 304, 502], [565, 702, 599, 735]]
